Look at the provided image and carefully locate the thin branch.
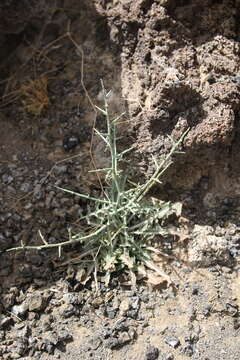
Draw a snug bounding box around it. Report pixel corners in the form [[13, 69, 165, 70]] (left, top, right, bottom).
[[6, 224, 107, 252]]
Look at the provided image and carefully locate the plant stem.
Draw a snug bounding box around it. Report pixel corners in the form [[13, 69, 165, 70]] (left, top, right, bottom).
[[135, 129, 189, 201]]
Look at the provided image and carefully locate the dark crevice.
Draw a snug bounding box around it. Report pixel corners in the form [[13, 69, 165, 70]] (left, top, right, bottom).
[[141, 0, 154, 15]]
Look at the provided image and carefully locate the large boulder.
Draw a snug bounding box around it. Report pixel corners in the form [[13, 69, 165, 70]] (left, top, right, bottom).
[[94, 0, 240, 198]]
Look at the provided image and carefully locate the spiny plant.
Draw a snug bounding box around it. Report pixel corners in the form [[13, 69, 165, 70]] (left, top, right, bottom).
[[7, 80, 188, 286]]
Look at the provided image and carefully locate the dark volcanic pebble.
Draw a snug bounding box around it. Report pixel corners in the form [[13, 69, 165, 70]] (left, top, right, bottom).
[[63, 134, 80, 151], [145, 345, 159, 360]]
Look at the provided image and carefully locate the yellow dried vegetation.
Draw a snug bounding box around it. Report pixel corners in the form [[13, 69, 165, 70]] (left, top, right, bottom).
[[20, 76, 50, 116]]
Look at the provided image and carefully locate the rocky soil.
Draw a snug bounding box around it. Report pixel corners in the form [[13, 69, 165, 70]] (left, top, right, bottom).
[[0, 0, 240, 359]]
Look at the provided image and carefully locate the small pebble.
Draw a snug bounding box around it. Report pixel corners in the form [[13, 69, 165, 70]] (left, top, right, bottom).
[[165, 335, 180, 348], [145, 345, 159, 360]]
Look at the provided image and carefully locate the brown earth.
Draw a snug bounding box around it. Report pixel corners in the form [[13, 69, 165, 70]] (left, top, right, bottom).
[[0, 1, 240, 359]]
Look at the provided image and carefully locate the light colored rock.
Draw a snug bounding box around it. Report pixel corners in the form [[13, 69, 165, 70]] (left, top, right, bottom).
[[188, 225, 230, 266]]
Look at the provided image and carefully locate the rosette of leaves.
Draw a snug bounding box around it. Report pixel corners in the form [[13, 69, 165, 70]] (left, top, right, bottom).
[[7, 80, 187, 286]]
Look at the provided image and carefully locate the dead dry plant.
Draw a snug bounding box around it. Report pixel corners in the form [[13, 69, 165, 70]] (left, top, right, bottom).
[[19, 76, 49, 115]]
